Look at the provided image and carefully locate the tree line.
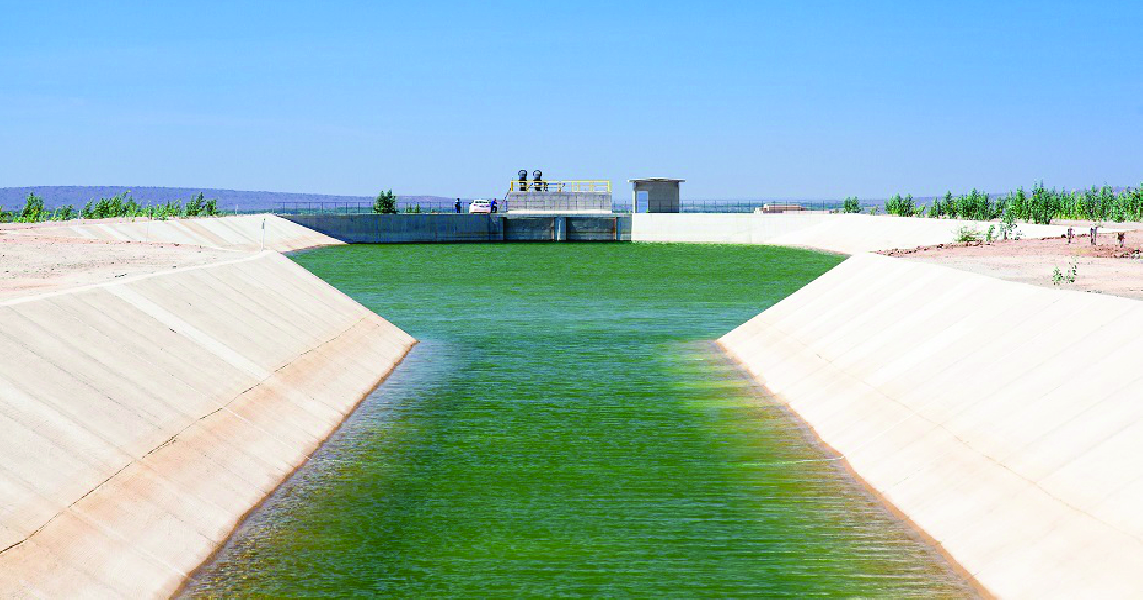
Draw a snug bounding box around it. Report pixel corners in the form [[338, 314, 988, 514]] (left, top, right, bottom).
[[0, 191, 221, 223], [844, 182, 1143, 224]]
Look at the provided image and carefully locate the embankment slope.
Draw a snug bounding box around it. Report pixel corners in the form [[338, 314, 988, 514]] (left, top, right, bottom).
[[2, 213, 339, 252], [0, 218, 413, 597], [721, 253, 1143, 598], [632, 213, 1071, 253]]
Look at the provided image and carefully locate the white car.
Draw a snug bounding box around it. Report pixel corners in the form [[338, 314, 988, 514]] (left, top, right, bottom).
[[468, 199, 493, 214]]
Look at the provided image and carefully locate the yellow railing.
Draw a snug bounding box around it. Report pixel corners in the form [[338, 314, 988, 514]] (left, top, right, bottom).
[[508, 180, 611, 193]]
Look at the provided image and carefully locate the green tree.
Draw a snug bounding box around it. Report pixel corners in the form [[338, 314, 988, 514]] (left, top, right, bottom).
[[55, 205, 76, 220], [185, 192, 204, 217], [373, 189, 397, 214], [19, 192, 46, 222], [885, 193, 914, 217]]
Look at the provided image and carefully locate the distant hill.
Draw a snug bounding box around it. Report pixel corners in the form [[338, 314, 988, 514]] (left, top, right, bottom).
[[0, 186, 456, 212]]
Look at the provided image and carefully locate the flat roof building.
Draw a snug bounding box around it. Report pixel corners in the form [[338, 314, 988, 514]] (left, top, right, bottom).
[[630, 178, 685, 213]]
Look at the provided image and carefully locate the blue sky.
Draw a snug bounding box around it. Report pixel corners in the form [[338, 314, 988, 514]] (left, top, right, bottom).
[[2, 1, 1141, 198]]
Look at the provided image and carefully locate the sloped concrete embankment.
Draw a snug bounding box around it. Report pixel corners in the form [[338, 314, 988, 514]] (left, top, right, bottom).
[[0, 251, 414, 598], [2, 214, 340, 252], [721, 253, 1143, 598], [632, 213, 1071, 253]]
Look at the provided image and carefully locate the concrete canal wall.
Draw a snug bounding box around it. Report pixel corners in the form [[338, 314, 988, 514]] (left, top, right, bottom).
[[3, 214, 340, 252], [272, 212, 1072, 251], [631, 213, 1071, 253], [0, 244, 414, 597], [283, 213, 631, 243], [721, 253, 1143, 598]]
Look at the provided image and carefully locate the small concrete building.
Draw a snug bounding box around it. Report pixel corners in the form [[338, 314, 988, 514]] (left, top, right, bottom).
[[630, 178, 684, 213]]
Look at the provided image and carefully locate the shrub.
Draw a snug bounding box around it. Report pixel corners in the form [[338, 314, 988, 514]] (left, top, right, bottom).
[[1028, 181, 1058, 224], [955, 225, 982, 243], [373, 189, 397, 214], [869, 182, 1143, 225], [1053, 262, 1077, 286], [18, 192, 46, 222], [885, 194, 915, 217]]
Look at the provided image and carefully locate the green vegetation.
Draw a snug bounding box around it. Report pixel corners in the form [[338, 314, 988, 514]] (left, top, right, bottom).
[[954, 224, 982, 242], [884, 193, 916, 217], [0, 190, 220, 223], [0, 192, 69, 223], [842, 196, 861, 213], [862, 182, 1143, 225], [183, 192, 219, 217], [79, 191, 218, 220], [373, 189, 397, 213], [1053, 262, 1078, 286]]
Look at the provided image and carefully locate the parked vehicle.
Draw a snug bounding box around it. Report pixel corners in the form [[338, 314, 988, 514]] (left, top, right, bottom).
[[469, 199, 492, 214]]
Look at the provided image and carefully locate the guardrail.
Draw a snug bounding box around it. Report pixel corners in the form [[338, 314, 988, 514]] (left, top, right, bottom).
[[613, 200, 876, 214], [271, 198, 892, 216], [274, 200, 500, 215], [508, 180, 612, 193]]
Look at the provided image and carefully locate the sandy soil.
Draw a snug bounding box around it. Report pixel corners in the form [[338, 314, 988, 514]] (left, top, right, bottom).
[[0, 233, 244, 302], [0, 217, 165, 231], [880, 228, 1143, 300]]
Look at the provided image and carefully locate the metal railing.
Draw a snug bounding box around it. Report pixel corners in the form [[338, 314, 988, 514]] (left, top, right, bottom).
[[612, 199, 868, 214], [271, 198, 897, 216], [508, 180, 612, 193], [274, 199, 501, 215]]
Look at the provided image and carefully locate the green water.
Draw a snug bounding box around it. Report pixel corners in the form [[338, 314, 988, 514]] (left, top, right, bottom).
[[184, 243, 974, 598]]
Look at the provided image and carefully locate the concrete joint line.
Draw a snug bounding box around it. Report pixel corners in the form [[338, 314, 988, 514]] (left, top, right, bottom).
[[104, 285, 270, 381], [0, 462, 131, 556], [150, 314, 379, 475], [0, 313, 376, 570], [48, 294, 218, 401], [0, 251, 275, 308]]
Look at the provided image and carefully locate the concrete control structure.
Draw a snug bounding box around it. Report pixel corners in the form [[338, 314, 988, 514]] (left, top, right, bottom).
[[630, 178, 684, 213], [506, 179, 612, 214]]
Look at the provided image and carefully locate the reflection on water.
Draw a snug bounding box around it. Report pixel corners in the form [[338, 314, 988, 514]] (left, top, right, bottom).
[[184, 243, 975, 598]]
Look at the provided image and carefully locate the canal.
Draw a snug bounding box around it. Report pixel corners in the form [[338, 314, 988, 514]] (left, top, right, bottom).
[[184, 243, 974, 597]]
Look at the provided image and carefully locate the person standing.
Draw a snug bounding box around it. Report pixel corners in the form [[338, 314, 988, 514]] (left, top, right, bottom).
[[454, 198, 461, 213]]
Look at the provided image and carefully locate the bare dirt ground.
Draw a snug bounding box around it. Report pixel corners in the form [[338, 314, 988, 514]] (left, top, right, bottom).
[[880, 227, 1143, 300], [0, 233, 243, 302]]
